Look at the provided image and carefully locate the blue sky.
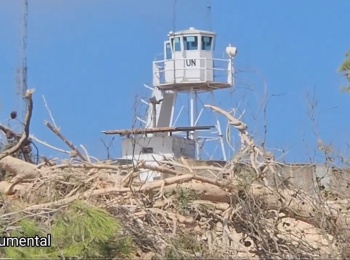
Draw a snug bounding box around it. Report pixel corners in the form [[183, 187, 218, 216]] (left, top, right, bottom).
[[0, 0, 349, 163]]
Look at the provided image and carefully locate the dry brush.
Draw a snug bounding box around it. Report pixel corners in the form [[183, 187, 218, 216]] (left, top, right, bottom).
[[0, 90, 348, 259]]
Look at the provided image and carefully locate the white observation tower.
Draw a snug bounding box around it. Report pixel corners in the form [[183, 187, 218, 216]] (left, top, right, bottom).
[[103, 27, 237, 181]]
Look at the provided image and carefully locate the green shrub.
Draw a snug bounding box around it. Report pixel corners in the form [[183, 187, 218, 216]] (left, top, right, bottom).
[[0, 200, 133, 259]]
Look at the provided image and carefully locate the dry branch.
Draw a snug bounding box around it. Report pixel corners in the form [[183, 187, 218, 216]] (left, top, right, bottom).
[[30, 134, 70, 154], [205, 104, 254, 148], [0, 125, 21, 141], [45, 122, 87, 161], [0, 89, 34, 161], [205, 104, 277, 182], [0, 156, 40, 183], [0, 181, 19, 195], [163, 182, 231, 203], [45, 162, 134, 171]]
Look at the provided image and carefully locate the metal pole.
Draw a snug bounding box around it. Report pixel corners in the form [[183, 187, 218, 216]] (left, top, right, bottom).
[[152, 103, 157, 128], [194, 91, 200, 159], [18, 0, 28, 125], [190, 88, 194, 138], [217, 119, 227, 161], [190, 88, 200, 160], [210, 91, 227, 161]]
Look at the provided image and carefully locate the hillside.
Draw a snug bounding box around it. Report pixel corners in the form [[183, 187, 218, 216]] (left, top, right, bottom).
[[0, 89, 348, 259]]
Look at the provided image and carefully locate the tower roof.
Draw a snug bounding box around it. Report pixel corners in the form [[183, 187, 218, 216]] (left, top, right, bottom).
[[168, 27, 215, 37]]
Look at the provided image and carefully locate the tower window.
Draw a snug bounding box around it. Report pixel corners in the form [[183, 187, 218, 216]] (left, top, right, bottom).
[[141, 147, 154, 154], [184, 36, 198, 50], [165, 42, 172, 59], [201, 36, 212, 51], [171, 37, 181, 51]]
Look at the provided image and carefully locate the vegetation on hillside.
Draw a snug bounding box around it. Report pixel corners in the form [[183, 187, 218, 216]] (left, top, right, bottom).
[[0, 52, 349, 259]]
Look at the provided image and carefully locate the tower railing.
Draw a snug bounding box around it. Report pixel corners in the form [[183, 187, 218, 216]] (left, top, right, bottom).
[[153, 58, 231, 86]]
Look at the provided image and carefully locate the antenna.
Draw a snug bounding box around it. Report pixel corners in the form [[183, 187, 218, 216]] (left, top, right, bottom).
[[16, 0, 28, 124], [207, 0, 212, 31], [172, 0, 177, 87], [172, 0, 177, 33]]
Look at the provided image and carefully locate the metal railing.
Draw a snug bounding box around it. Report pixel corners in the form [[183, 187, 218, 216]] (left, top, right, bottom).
[[153, 57, 232, 86]]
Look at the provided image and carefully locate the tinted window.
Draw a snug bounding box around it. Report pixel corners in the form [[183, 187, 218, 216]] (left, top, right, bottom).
[[184, 36, 198, 50], [201, 36, 212, 51], [165, 42, 172, 59], [171, 37, 181, 51]]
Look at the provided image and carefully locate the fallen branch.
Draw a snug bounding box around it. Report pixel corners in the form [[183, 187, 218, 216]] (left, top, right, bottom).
[[42, 95, 58, 129], [45, 122, 87, 161], [45, 162, 134, 171], [205, 104, 253, 148], [80, 144, 91, 163], [0, 156, 40, 183], [0, 89, 34, 161], [0, 181, 20, 195], [30, 134, 70, 154], [205, 104, 277, 181], [0, 125, 21, 141]]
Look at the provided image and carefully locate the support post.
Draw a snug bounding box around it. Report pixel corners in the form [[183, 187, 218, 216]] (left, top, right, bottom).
[[152, 102, 157, 128], [216, 119, 227, 161], [190, 88, 194, 139], [194, 91, 200, 160]]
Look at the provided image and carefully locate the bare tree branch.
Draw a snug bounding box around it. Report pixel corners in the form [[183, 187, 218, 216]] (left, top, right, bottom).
[[45, 122, 87, 161], [0, 89, 34, 161]]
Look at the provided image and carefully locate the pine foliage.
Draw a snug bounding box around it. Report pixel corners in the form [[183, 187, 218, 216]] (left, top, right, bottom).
[[0, 200, 132, 259]]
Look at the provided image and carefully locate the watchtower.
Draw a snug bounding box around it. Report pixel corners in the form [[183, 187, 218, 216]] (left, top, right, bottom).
[[103, 27, 237, 182], [153, 27, 235, 91]]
